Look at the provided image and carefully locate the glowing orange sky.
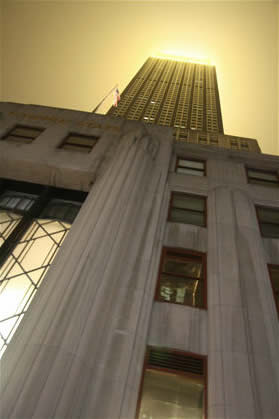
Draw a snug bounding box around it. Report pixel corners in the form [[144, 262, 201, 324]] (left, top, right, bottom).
[[1, 0, 278, 155]]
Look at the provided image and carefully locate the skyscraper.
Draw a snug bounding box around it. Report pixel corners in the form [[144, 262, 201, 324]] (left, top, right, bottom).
[[0, 56, 279, 419], [108, 57, 260, 152], [109, 57, 223, 134]]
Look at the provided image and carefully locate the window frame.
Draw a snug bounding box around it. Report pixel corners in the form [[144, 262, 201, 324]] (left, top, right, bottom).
[[1, 125, 44, 144], [267, 264, 279, 318], [136, 346, 207, 419], [0, 178, 87, 356], [59, 132, 99, 153], [246, 167, 279, 188], [155, 246, 207, 309], [175, 157, 206, 177], [255, 205, 279, 238], [168, 191, 207, 227], [0, 178, 87, 272]]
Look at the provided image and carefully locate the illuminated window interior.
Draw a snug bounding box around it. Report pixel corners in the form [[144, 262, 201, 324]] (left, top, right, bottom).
[[137, 347, 206, 419], [155, 247, 206, 308]]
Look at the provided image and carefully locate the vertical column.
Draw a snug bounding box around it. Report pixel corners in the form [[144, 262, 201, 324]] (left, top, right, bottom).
[[233, 189, 279, 418], [0, 125, 172, 419], [207, 186, 256, 419]]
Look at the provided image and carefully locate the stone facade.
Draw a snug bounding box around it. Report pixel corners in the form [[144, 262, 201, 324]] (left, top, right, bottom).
[[0, 102, 279, 419]]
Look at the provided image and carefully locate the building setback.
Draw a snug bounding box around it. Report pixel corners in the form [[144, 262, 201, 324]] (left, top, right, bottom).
[[0, 58, 279, 419]]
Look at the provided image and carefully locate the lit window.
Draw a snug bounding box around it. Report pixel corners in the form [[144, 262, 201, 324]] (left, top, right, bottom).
[[137, 347, 206, 419], [155, 247, 206, 308], [0, 179, 87, 358], [256, 206, 279, 238], [168, 192, 206, 227], [268, 265, 279, 317], [247, 168, 279, 188], [59, 133, 99, 153], [176, 158, 205, 176], [1, 125, 43, 144]]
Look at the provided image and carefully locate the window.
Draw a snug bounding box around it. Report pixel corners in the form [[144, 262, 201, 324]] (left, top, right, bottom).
[[59, 133, 99, 153], [247, 168, 279, 188], [268, 265, 279, 317], [1, 125, 43, 144], [137, 347, 207, 419], [168, 192, 206, 227], [176, 158, 205, 177], [0, 179, 87, 358], [155, 247, 206, 308], [256, 206, 279, 238]]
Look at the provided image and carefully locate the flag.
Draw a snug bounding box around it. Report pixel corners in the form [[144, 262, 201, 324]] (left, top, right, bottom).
[[113, 87, 121, 107]]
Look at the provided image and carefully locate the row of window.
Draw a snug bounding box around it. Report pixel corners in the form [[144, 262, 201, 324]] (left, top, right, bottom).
[[168, 191, 279, 239], [176, 157, 279, 187], [1, 125, 99, 153]]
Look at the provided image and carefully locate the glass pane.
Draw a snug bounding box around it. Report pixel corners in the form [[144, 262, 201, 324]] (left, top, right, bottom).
[[66, 135, 97, 147], [178, 159, 204, 170], [270, 268, 279, 297], [257, 208, 279, 224], [249, 179, 279, 188], [158, 275, 203, 307], [172, 194, 205, 211], [270, 267, 279, 283], [177, 168, 204, 176], [170, 208, 205, 227], [163, 258, 202, 278], [41, 201, 81, 224], [61, 143, 91, 153], [4, 135, 33, 143], [139, 369, 204, 419], [248, 170, 278, 182], [11, 127, 42, 138], [0, 210, 22, 247], [261, 223, 279, 238], [0, 217, 71, 359], [0, 193, 36, 211]]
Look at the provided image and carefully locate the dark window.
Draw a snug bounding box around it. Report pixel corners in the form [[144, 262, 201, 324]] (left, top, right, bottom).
[[1, 125, 43, 144], [155, 247, 206, 308], [247, 168, 279, 188], [230, 139, 238, 149], [59, 133, 99, 153], [0, 179, 87, 358], [256, 206, 279, 238], [268, 265, 279, 317], [176, 158, 205, 177], [168, 192, 206, 227], [137, 347, 206, 419]]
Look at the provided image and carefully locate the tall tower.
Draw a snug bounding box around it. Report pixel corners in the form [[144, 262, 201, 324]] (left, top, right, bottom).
[[108, 57, 224, 139]]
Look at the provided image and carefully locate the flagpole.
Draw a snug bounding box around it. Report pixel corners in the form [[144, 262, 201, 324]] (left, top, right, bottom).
[[91, 85, 118, 113]]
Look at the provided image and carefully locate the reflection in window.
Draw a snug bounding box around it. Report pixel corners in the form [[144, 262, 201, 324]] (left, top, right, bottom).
[[247, 168, 279, 188], [156, 247, 206, 308], [175, 158, 205, 176], [138, 347, 206, 419], [59, 133, 99, 153], [256, 206, 279, 238], [168, 192, 206, 227], [0, 181, 86, 358], [1, 125, 44, 144]]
